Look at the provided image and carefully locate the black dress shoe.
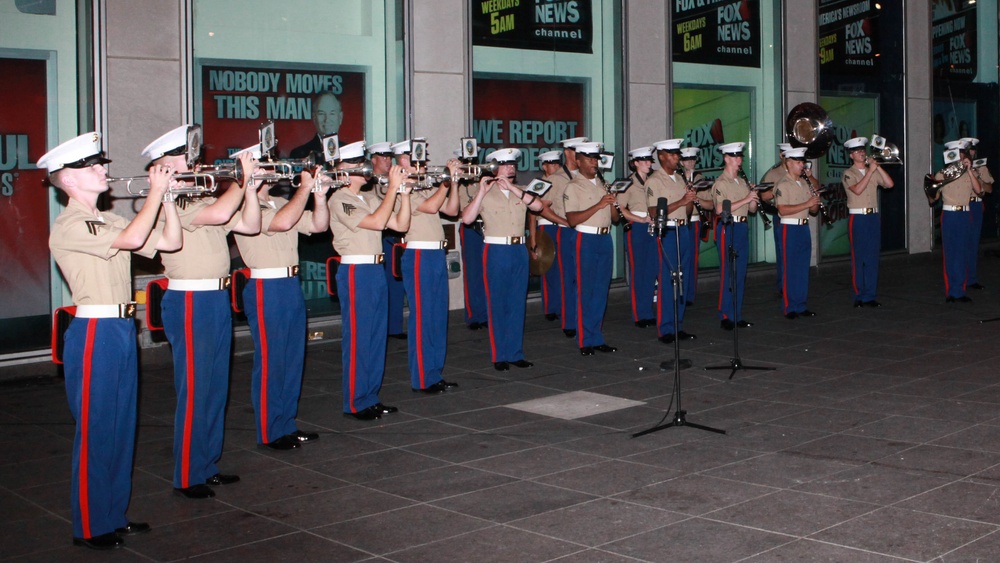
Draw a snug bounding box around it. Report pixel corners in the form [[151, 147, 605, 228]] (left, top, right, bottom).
[[415, 380, 459, 393], [853, 300, 864, 308], [640, 319, 656, 328], [737, 320, 753, 328], [563, 329, 576, 338], [344, 406, 382, 420], [263, 435, 300, 450], [206, 473, 240, 486], [292, 430, 320, 443], [686, 301, 695, 306], [970, 283, 986, 290], [594, 344, 617, 353], [468, 322, 485, 330], [174, 484, 215, 499], [677, 331, 696, 340], [864, 300, 882, 308], [580, 346, 594, 356], [494, 361, 510, 371], [73, 532, 124, 550], [721, 319, 735, 331], [388, 332, 407, 340], [959, 296, 973, 303], [658, 334, 675, 344], [511, 359, 533, 368], [785, 312, 798, 319], [115, 522, 151, 536], [800, 310, 817, 317], [545, 313, 559, 321], [946, 296, 957, 303], [373, 403, 398, 415]]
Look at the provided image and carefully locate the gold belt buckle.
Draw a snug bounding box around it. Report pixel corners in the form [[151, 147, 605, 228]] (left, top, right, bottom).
[[290, 265, 300, 276], [510, 236, 522, 244], [121, 303, 137, 319], [221, 277, 232, 290]]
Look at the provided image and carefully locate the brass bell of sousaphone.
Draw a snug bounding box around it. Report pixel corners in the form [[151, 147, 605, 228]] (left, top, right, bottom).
[[528, 228, 556, 276], [785, 103, 835, 159]]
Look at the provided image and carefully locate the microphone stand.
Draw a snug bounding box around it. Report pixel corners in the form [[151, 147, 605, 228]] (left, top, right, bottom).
[[703, 207, 775, 380], [635, 209, 724, 438]]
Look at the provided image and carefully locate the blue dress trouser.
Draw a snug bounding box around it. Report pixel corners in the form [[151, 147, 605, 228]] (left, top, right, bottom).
[[557, 226, 578, 332], [967, 199, 984, 285], [336, 264, 387, 413], [484, 243, 528, 362], [382, 235, 405, 335], [243, 276, 305, 444], [779, 224, 811, 314], [402, 248, 447, 389], [942, 209, 970, 298], [626, 225, 658, 323], [657, 226, 691, 335], [772, 211, 783, 291], [460, 224, 488, 326], [540, 224, 562, 317], [848, 213, 881, 303], [685, 221, 700, 303], [574, 231, 612, 347], [715, 221, 749, 321], [64, 317, 136, 539]]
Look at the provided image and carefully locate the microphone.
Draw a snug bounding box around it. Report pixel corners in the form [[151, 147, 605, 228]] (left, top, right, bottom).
[[655, 197, 668, 238], [720, 199, 733, 225]]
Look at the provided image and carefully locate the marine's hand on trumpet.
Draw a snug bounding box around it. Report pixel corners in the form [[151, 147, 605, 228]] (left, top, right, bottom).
[[388, 164, 412, 195], [147, 164, 174, 202]]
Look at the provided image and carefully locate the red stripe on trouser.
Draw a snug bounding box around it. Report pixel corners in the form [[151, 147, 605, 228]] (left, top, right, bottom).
[[348, 266, 358, 412], [717, 228, 727, 319], [181, 292, 195, 488], [79, 319, 97, 538], [656, 239, 663, 330], [557, 228, 567, 327], [576, 233, 584, 347], [414, 251, 426, 387], [849, 215, 858, 296], [627, 232, 638, 322], [255, 279, 271, 442], [483, 245, 497, 361], [460, 228, 472, 318], [781, 225, 790, 313]]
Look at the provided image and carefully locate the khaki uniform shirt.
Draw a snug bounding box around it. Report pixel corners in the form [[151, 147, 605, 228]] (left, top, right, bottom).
[[842, 166, 889, 210], [471, 185, 529, 238], [761, 163, 786, 185], [938, 171, 976, 207], [49, 198, 160, 304], [329, 188, 384, 255], [773, 172, 813, 220], [645, 168, 688, 220], [160, 197, 238, 279], [234, 197, 313, 268], [621, 172, 648, 216], [404, 188, 445, 242], [545, 168, 573, 218], [712, 171, 751, 218], [565, 175, 612, 229]]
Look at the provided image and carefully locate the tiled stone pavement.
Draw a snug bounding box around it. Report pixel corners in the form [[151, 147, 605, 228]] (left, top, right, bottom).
[[4, 247, 1000, 562]]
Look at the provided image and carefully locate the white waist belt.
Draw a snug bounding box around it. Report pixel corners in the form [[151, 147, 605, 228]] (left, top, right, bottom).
[[575, 225, 610, 235], [849, 208, 878, 215], [340, 254, 385, 264], [250, 266, 299, 279], [665, 219, 687, 227], [731, 216, 748, 223], [632, 211, 648, 218], [484, 236, 524, 245], [404, 240, 446, 250], [168, 277, 230, 291], [780, 218, 809, 225], [971, 197, 983, 203], [943, 205, 969, 212], [538, 218, 554, 226], [75, 303, 136, 319]]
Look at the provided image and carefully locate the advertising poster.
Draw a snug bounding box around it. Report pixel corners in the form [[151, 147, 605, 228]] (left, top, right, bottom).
[[197, 61, 367, 317], [932, 0, 976, 81], [472, 0, 593, 54], [818, 0, 880, 75], [472, 77, 585, 177], [672, 0, 760, 68], [817, 94, 878, 257], [673, 87, 752, 268], [0, 57, 50, 354]]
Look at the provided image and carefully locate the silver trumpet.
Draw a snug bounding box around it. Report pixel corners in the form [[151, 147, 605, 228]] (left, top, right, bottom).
[[109, 172, 221, 197], [319, 160, 376, 188]]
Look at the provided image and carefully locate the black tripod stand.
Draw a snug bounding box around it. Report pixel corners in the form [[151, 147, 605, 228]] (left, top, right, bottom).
[[635, 205, 724, 438], [705, 208, 775, 380]]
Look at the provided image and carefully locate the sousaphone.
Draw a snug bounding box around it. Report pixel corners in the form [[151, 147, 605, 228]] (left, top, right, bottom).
[[785, 103, 835, 158]]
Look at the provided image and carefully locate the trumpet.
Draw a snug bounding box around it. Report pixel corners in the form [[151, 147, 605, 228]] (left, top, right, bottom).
[[109, 172, 221, 197], [737, 167, 771, 230], [199, 162, 302, 187], [257, 153, 317, 176], [865, 136, 903, 166], [454, 161, 500, 180], [319, 160, 376, 187]]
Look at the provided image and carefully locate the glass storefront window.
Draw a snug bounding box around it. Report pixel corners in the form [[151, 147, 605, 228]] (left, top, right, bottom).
[[192, 0, 405, 318]]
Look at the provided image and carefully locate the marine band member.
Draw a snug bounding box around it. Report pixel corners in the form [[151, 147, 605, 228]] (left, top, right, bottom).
[[622, 146, 657, 328], [960, 137, 993, 290], [556, 136, 588, 338], [842, 137, 893, 308], [772, 147, 819, 318], [711, 142, 757, 329], [528, 150, 570, 322], [936, 139, 982, 302]]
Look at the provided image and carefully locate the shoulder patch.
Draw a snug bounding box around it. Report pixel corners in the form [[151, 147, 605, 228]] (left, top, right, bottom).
[[342, 202, 356, 216]]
